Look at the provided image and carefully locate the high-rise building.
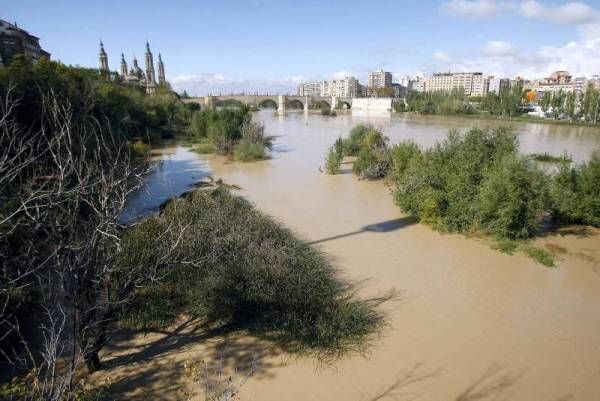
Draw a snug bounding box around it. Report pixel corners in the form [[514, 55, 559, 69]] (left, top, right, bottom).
[[0, 19, 50, 66], [368, 69, 393, 89], [488, 77, 510, 94]]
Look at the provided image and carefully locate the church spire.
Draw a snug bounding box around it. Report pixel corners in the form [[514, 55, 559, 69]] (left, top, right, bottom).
[[98, 41, 109, 76], [144, 41, 156, 88], [158, 53, 166, 84], [120, 53, 128, 77]]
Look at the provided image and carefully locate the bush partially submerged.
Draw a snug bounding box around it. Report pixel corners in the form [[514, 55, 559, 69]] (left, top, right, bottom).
[[233, 121, 272, 162], [550, 151, 600, 227], [352, 130, 391, 179], [121, 188, 387, 358]]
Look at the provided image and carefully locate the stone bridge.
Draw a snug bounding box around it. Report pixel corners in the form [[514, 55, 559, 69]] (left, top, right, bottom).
[[183, 95, 353, 114]]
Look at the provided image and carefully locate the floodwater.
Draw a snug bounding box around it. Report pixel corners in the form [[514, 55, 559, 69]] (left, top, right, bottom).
[[114, 111, 600, 401]]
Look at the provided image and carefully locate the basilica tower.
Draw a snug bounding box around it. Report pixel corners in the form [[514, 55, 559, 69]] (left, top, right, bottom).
[[99, 41, 109, 75], [144, 41, 156, 85], [120, 53, 128, 77], [158, 53, 166, 84]]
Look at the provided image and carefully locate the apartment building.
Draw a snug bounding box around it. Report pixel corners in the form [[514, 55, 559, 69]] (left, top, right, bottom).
[[297, 81, 321, 96], [408, 77, 426, 92], [488, 78, 510, 94], [297, 76, 360, 98], [0, 19, 50, 66], [425, 72, 489, 96], [368, 69, 392, 89]]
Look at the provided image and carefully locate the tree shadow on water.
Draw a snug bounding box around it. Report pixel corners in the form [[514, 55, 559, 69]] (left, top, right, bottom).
[[308, 216, 418, 245]]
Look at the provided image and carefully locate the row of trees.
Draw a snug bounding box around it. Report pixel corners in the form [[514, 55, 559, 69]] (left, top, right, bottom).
[[402, 83, 600, 124], [538, 84, 600, 123]]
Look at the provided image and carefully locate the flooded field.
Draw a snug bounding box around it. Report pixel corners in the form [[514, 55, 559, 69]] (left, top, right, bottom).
[[112, 111, 600, 400]]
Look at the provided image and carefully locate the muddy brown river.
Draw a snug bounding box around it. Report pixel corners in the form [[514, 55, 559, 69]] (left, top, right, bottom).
[[114, 111, 600, 400]]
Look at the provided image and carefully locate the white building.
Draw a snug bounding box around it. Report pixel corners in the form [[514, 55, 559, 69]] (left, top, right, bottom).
[[297, 76, 360, 98], [408, 77, 426, 93], [488, 78, 510, 94], [368, 69, 393, 89], [297, 81, 321, 96], [424, 72, 490, 96]]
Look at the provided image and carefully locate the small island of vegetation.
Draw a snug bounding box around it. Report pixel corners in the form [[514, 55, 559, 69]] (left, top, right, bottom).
[[324, 123, 600, 266]]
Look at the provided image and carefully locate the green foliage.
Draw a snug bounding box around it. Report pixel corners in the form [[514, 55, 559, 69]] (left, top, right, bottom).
[[191, 138, 216, 154], [121, 188, 385, 358], [529, 152, 572, 163], [234, 139, 268, 161], [352, 130, 391, 179], [492, 238, 520, 254], [521, 244, 555, 267], [130, 139, 151, 157], [325, 146, 343, 174], [343, 124, 376, 156], [479, 84, 524, 118], [394, 127, 528, 236], [321, 106, 336, 116], [406, 88, 475, 115], [477, 156, 548, 239], [389, 141, 421, 182], [550, 151, 600, 227]]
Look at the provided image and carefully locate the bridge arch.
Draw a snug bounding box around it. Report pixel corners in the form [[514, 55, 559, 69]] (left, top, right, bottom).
[[312, 100, 331, 110], [338, 100, 352, 109], [258, 98, 278, 109], [287, 99, 304, 109]]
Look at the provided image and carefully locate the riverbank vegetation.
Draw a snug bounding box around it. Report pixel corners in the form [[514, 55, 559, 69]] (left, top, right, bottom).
[[324, 123, 600, 266], [402, 84, 600, 124], [0, 59, 385, 400], [122, 187, 387, 358], [187, 106, 273, 161]]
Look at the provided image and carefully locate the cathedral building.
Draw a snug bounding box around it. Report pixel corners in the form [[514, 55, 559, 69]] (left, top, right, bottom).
[[99, 41, 166, 94]]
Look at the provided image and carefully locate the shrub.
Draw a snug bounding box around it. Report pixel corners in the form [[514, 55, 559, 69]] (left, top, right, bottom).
[[234, 139, 268, 162], [550, 151, 600, 227], [325, 146, 343, 174], [321, 107, 336, 116], [121, 188, 386, 358], [392, 128, 539, 235], [191, 138, 215, 154], [130, 139, 151, 157], [521, 244, 555, 267], [476, 156, 548, 239], [240, 120, 272, 150], [352, 131, 391, 179], [389, 141, 421, 182], [344, 124, 376, 156]]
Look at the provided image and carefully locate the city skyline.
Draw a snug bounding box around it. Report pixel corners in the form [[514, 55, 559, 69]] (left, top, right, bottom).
[[3, 0, 600, 95]]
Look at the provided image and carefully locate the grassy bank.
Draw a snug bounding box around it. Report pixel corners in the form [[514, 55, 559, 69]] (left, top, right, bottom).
[[324, 124, 600, 266], [121, 187, 388, 359]]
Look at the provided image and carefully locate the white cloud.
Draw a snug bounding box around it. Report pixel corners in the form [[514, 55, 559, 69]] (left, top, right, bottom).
[[520, 1, 599, 24], [332, 70, 354, 79], [433, 51, 452, 62], [440, 0, 515, 18], [171, 73, 305, 96], [481, 40, 519, 57]]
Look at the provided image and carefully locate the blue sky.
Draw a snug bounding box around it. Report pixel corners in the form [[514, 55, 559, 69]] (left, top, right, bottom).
[[4, 0, 600, 95]]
